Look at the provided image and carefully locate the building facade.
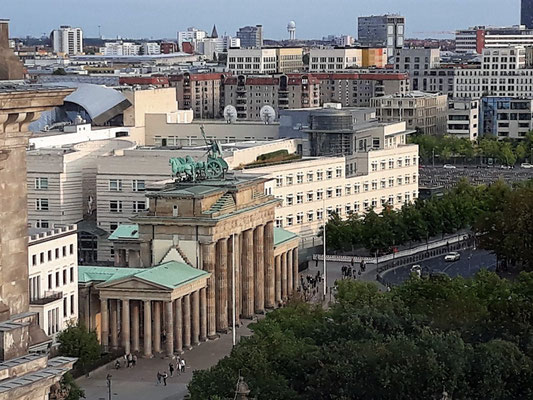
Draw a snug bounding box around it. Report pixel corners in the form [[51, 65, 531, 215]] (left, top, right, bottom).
[[456, 25, 533, 53], [480, 96, 533, 139], [309, 48, 387, 72], [227, 48, 277, 74], [28, 226, 78, 342], [394, 48, 441, 90], [178, 27, 207, 49], [358, 15, 405, 56], [51, 26, 83, 55], [523, 0, 533, 29], [371, 92, 448, 135], [236, 25, 263, 48], [447, 98, 479, 140]]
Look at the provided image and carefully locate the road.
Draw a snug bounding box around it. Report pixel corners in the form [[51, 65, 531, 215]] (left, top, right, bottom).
[[382, 249, 497, 286]]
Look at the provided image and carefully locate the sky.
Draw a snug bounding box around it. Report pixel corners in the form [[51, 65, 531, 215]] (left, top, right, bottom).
[[3, 0, 521, 40]]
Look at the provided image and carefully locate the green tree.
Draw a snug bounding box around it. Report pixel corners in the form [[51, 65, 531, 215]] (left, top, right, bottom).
[[57, 323, 101, 374], [60, 372, 86, 400]]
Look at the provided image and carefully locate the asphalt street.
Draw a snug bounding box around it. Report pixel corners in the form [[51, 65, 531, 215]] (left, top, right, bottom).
[[381, 249, 497, 286]]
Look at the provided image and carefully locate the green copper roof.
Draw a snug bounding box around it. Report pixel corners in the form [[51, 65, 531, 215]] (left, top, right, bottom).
[[78, 261, 209, 290], [108, 224, 139, 240], [274, 227, 299, 247]]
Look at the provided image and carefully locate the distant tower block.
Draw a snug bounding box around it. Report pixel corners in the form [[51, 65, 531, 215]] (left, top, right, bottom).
[[287, 21, 296, 41]]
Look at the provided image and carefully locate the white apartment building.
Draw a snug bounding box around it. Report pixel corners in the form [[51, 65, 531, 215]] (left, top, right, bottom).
[[178, 27, 207, 48], [241, 122, 419, 238], [447, 99, 479, 140], [456, 25, 533, 54], [454, 46, 528, 98], [227, 48, 278, 74], [308, 48, 362, 72], [27, 139, 136, 230], [28, 225, 78, 342], [394, 48, 441, 91], [100, 41, 141, 56], [51, 26, 83, 55], [141, 42, 161, 55]]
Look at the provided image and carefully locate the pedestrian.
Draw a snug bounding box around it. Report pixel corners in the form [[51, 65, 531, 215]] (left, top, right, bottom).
[[156, 371, 162, 385], [127, 353, 133, 368], [180, 359, 186, 373], [351, 257, 355, 268], [123, 354, 128, 368], [162, 371, 168, 386], [132, 354, 137, 367], [169, 362, 174, 377], [315, 259, 318, 268], [176, 356, 181, 374]]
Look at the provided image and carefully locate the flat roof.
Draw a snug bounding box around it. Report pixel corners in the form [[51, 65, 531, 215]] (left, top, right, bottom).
[[108, 224, 139, 241], [274, 227, 299, 246]]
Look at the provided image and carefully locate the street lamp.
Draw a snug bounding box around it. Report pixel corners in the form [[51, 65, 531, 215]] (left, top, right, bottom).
[[106, 374, 112, 400]]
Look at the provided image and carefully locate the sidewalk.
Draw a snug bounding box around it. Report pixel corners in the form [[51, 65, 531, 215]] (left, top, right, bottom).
[[78, 321, 254, 400]]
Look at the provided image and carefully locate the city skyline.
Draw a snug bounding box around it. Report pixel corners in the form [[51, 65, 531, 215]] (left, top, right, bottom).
[[4, 0, 521, 40]]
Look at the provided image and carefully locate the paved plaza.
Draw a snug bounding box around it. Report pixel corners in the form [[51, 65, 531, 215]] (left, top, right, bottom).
[[78, 322, 253, 400]]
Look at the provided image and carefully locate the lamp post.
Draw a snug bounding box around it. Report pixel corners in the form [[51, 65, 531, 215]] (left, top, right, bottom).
[[106, 374, 112, 400]]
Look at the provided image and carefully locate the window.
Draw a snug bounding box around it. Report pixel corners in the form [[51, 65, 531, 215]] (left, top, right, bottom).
[[286, 195, 294, 206], [275, 217, 283, 228], [389, 159, 394, 169], [32, 254, 37, 266], [371, 198, 377, 208], [48, 250, 52, 262], [70, 266, 74, 283], [336, 187, 342, 197], [40, 252, 45, 264], [286, 215, 294, 226], [397, 177, 403, 186], [70, 294, 75, 315], [307, 211, 314, 222], [326, 169, 333, 179], [316, 170, 323, 181], [363, 200, 370, 210], [109, 179, 123, 191], [345, 204, 352, 214], [336, 167, 342, 178], [326, 188, 333, 198], [354, 183, 360, 193], [275, 176, 283, 187], [48, 274, 52, 290], [307, 172, 314, 182], [296, 193, 303, 204], [397, 159, 403, 168], [69, 244, 74, 255], [63, 269, 67, 286], [296, 173, 303, 184], [371, 181, 378, 191], [132, 179, 145, 192], [62, 246, 66, 257], [35, 177, 49, 190], [36, 220, 49, 229], [55, 271, 60, 287], [36, 198, 49, 211], [63, 297, 67, 317], [389, 177, 394, 187], [371, 162, 378, 172], [363, 182, 369, 192], [316, 189, 324, 200], [296, 213, 304, 224], [317, 209, 323, 220], [345, 185, 351, 195], [133, 200, 146, 213], [380, 160, 386, 170], [307, 192, 314, 202], [389, 195, 395, 205], [110, 200, 123, 213], [286, 175, 294, 185]]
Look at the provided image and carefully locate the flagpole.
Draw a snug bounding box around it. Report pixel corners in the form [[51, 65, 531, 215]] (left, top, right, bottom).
[[232, 234, 236, 346]]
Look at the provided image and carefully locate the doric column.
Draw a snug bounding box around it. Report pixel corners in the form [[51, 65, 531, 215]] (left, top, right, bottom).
[[227, 235, 234, 326], [153, 301, 161, 353], [293, 247, 299, 292], [165, 301, 174, 356], [183, 294, 191, 349], [281, 252, 288, 302], [84, 293, 90, 329], [174, 298, 183, 353], [200, 288, 207, 342], [235, 233, 241, 324], [216, 239, 228, 332], [110, 299, 118, 349], [264, 222, 275, 309], [143, 300, 152, 357], [202, 242, 217, 339], [227, 234, 241, 327], [275, 255, 282, 305], [241, 229, 254, 319], [121, 299, 130, 354], [287, 249, 293, 297], [131, 301, 140, 352], [254, 225, 265, 313], [192, 291, 200, 346], [100, 299, 109, 349]]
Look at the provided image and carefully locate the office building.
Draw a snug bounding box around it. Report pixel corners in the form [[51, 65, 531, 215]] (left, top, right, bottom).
[[28, 226, 78, 342], [480, 97, 533, 139], [410, 67, 457, 95], [371, 91, 448, 135], [178, 27, 207, 49], [0, 19, 77, 396], [277, 47, 304, 73], [100, 41, 141, 56], [309, 48, 387, 72], [226, 48, 278, 74], [358, 15, 405, 56], [455, 25, 533, 54], [237, 25, 263, 48], [394, 48, 441, 89], [51, 25, 83, 55], [447, 99, 479, 140], [522, 0, 533, 29]]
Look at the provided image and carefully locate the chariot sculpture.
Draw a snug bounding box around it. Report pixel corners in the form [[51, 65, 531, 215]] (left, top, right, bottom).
[[169, 126, 229, 182]]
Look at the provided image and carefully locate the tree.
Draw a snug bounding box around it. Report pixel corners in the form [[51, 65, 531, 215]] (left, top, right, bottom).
[[57, 323, 101, 374], [61, 372, 85, 400]]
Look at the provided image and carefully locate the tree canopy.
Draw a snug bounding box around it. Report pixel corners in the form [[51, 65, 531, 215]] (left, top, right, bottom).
[[188, 272, 533, 399], [57, 323, 101, 374]]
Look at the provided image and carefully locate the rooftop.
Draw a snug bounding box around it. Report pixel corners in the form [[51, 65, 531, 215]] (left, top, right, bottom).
[[274, 228, 298, 247], [108, 224, 139, 241], [79, 261, 209, 290]]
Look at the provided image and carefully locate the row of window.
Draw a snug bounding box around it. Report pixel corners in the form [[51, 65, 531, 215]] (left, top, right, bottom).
[[109, 200, 146, 213], [280, 175, 418, 205], [276, 192, 418, 227], [31, 244, 75, 266], [109, 179, 146, 192], [46, 267, 76, 290]]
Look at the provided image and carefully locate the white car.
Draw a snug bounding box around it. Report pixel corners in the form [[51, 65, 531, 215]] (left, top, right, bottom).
[[443, 164, 456, 169], [521, 163, 533, 169], [444, 252, 461, 262], [410, 265, 422, 277]]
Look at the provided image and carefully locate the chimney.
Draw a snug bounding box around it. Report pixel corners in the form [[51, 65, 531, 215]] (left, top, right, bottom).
[[0, 19, 24, 80]]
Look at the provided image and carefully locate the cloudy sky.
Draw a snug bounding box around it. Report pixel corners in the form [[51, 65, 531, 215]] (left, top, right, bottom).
[[4, 0, 521, 39]]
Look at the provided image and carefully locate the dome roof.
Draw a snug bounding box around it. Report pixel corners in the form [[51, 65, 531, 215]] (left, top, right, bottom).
[[288, 21, 296, 29]]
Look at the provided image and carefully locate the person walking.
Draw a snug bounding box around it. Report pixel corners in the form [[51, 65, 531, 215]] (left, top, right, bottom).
[[127, 353, 133, 368], [162, 371, 168, 386], [156, 371, 162, 385], [132, 354, 137, 367], [169, 362, 174, 377], [180, 358, 186, 373]]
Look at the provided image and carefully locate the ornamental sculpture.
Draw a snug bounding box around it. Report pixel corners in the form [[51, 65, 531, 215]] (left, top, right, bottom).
[[169, 126, 229, 182]]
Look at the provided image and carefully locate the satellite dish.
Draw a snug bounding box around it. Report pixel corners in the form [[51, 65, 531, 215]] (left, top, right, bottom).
[[260, 105, 276, 124], [223, 105, 237, 124]]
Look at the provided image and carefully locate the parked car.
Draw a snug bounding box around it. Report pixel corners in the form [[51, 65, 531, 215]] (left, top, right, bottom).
[[444, 252, 461, 262], [500, 165, 512, 169], [521, 163, 533, 169], [443, 164, 456, 169]]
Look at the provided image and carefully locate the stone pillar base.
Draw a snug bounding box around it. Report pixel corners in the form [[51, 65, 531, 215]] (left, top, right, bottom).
[[200, 336, 207, 342], [208, 333, 220, 340]]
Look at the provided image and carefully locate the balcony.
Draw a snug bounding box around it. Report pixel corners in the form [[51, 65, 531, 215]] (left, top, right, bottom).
[[30, 291, 62, 306]]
